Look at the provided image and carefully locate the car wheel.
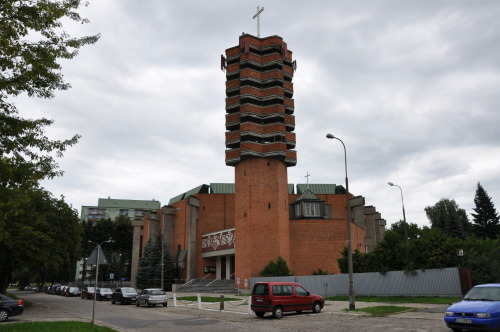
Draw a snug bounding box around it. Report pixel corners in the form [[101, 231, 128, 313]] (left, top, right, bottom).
[[312, 302, 322, 313], [136, 300, 140, 307], [145, 300, 150, 308], [451, 329, 462, 332], [111, 298, 115, 304], [162, 303, 167, 307], [272, 306, 283, 319], [0, 309, 9, 322], [255, 311, 265, 318]]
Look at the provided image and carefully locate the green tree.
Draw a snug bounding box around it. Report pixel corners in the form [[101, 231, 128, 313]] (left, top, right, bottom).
[[471, 182, 500, 239], [0, 189, 81, 293], [1, 0, 99, 223], [260, 256, 292, 277], [337, 248, 366, 273], [136, 236, 176, 291], [80, 215, 133, 281], [425, 199, 471, 238]]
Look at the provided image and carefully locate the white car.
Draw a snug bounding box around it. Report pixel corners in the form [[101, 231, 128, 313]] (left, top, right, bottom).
[[136, 289, 168, 307]]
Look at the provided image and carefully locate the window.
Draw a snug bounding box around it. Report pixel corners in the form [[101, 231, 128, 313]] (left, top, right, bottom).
[[253, 284, 269, 295], [304, 202, 320, 217], [295, 285, 308, 296]]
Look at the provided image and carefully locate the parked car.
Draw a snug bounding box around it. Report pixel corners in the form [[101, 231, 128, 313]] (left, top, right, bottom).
[[50, 284, 61, 295], [136, 289, 168, 307], [444, 283, 500, 331], [251, 281, 324, 318], [81, 286, 96, 299], [0, 294, 24, 322], [59, 286, 69, 296], [111, 287, 138, 305], [66, 287, 81, 297], [96, 288, 113, 301]]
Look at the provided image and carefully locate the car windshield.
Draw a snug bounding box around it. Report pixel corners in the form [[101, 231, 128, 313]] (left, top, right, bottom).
[[122, 288, 136, 294], [69, 287, 79, 291], [100, 288, 112, 292], [149, 290, 165, 295], [464, 286, 500, 301]]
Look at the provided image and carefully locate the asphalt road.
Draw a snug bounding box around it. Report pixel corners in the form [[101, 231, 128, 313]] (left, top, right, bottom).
[[4, 291, 455, 332]]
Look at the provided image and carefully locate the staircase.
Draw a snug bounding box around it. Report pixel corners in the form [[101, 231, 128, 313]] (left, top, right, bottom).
[[176, 279, 239, 294]]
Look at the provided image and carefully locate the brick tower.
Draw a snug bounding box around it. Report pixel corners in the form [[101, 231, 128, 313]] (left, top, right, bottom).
[[223, 34, 296, 280]]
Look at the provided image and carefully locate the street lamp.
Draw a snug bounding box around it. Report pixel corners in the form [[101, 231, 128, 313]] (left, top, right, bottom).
[[89, 239, 112, 326], [387, 182, 408, 245], [326, 133, 355, 310]]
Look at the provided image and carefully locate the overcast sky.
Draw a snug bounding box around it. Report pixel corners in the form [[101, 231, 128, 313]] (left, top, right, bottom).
[[15, 0, 500, 227]]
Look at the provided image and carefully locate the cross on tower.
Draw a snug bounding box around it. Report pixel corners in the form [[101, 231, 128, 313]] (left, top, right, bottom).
[[305, 171, 311, 189], [253, 6, 264, 37]]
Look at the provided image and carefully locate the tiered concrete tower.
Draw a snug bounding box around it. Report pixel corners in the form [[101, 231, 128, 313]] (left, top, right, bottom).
[[223, 34, 296, 279]]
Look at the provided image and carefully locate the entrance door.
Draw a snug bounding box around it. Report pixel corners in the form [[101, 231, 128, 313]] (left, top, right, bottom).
[[221, 256, 226, 279]]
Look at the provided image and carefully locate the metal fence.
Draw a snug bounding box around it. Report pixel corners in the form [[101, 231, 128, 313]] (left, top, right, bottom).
[[251, 267, 463, 297]]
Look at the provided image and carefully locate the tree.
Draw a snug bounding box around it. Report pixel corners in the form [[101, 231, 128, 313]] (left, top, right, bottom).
[[136, 236, 176, 291], [1, 0, 99, 224], [425, 199, 471, 238], [260, 256, 292, 277], [0, 189, 81, 293], [338, 248, 366, 273], [471, 182, 500, 239], [80, 215, 133, 282]]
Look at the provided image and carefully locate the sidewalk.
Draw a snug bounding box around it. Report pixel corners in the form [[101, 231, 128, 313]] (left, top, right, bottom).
[[168, 292, 448, 319]]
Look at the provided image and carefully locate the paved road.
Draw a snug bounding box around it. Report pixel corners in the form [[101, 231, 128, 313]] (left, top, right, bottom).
[[4, 291, 454, 332]]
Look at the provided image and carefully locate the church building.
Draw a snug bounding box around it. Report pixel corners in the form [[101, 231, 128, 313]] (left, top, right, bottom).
[[130, 33, 386, 287]]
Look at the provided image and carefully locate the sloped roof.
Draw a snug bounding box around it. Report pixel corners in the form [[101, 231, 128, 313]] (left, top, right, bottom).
[[168, 184, 209, 205], [294, 188, 322, 202], [296, 184, 337, 195]]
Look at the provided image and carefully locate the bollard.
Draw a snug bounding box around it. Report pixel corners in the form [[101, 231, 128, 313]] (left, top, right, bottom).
[[220, 295, 224, 311], [247, 296, 252, 314], [197, 294, 202, 309], [173, 293, 177, 307]]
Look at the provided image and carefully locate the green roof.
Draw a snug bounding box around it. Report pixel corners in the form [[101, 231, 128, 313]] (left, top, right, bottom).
[[96, 198, 161, 209], [296, 184, 337, 195], [210, 183, 234, 194], [169, 183, 338, 204], [168, 184, 209, 205]]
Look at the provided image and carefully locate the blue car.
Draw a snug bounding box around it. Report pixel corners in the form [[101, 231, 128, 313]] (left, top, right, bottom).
[[445, 283, 500, 331]]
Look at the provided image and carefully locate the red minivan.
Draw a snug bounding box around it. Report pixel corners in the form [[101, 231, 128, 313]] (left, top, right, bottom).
[[251, 282, 324, 318]]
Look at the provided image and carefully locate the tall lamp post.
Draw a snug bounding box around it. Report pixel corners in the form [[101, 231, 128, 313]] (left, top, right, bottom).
[[89, 239, 112, 326], [326, 133, 355, 310], [387, 182, 408, 245]]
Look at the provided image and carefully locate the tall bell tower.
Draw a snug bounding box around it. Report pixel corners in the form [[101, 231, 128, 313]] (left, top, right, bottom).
[[223, 33, 296, 279]]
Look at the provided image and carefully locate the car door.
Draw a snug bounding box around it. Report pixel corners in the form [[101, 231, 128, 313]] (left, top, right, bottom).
[[294, 285, 312, 311], [139, 290, 148, 305]]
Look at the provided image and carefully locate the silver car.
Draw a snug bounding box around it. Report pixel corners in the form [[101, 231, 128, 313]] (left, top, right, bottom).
[[136, 289, 168, 307]]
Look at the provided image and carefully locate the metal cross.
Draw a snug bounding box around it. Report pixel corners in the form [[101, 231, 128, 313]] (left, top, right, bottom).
[[253, 6, 264, 37], [305, 171, 311, 189]]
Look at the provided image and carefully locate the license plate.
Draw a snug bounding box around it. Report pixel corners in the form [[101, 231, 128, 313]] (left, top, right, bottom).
[[256, 299, 263, 302], [455, 318, 472, 324]]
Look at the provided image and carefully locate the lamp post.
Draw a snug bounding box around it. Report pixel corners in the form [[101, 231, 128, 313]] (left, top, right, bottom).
[[387, 182, 408, 245], [89, 239, 112, 326], [326, 133, 355, 310]]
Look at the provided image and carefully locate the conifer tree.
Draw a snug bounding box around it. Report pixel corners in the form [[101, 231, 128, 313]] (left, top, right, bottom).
[[136, 236, 176, 290], [472, 182, 500, 239]]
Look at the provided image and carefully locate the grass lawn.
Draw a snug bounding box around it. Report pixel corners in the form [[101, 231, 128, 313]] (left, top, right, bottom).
[[325, 295, 460, 305], [0, 321, 117, 332], [353, 305, 417, 316]]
